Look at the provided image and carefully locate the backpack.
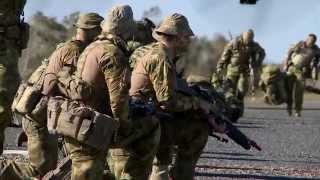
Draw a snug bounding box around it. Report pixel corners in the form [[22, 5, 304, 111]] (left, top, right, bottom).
[[11, 59, 48, 119]]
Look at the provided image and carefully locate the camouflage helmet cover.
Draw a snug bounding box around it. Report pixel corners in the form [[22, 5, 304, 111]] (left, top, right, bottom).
[[74, 13, 104, 29], [101, 5, 136, 35], [154, 13, 194, 36]]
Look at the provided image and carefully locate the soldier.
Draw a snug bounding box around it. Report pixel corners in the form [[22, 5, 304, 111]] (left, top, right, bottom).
[[216, 29, 265, 100], [60, 5, 135, 180], [105, 10, 160, 180], [0, 0, 29, 154], [283, 34, 320, 117], [260, 65, 289, 110], [129, 13, 221, 180], [0, 13, 103, 179]]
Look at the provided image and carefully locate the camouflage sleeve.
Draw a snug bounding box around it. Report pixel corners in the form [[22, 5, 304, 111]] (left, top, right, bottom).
[[99, 46, 131, 132], [255, 43, 266, 66], [42, 43, 79, 95], [217, 41, 233, 72], [144, 55, 194, 112], [284, 42, 301, 66]]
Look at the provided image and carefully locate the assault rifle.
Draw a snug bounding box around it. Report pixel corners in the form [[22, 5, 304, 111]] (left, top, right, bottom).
[[176, 78, 261, 151]]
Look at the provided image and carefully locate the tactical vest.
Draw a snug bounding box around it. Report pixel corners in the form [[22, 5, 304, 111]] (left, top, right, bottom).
[[48, 35, 122, 149], [228, 37, 260, 72], [291, 47, 317, 69], [77, 33, 129, 76], [0, 0, 29, 53]]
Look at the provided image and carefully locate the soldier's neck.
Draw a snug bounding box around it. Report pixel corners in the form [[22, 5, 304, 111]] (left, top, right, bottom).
[[160, 41, 177, 59]]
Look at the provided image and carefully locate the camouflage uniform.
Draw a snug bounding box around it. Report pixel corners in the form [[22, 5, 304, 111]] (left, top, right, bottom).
[[216, 31, 265, 99], [73, 34, 130, 180], [0, 13, 103, 180], [0, 0, 28, 154], [82, 6, 158, 180], [260, 65, 289, 106], [130, 14, 209, 180], [284, 40, 320, 116], [61, 6, 136, 180], [127, 18, 155, 70]]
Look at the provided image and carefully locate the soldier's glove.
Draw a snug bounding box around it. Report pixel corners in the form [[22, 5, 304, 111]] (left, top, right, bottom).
[[192, 97, 213, 115], [208, 116, 226, 133]]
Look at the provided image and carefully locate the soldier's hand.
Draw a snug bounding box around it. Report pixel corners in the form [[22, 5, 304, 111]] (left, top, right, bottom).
[[208, 116, 226, 133], [193, 97, 212, 114]]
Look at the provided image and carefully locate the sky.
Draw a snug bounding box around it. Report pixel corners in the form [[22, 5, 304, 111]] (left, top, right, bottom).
[[24, 0, 320, 63]]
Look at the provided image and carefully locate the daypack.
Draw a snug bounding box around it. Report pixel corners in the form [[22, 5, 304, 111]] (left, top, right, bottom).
[[260, 65, 288, 105], [11, 59, 48, 119], [11, 40, 85, 120]]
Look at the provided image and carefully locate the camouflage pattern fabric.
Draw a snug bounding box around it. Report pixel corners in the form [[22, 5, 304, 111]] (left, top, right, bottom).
[[284, 41, 320, 115], [108, 115, 160, 180], [0, 0, 28, 154], [284, 41, 320, 78], [0, 117, 58, 180], [129, 40, 208, 180], [130, 42, 202, 112], [287, 66, 305, 115], [64, 137, 106, 180], [260, 65, 289, 106], [150, 112, 209, 180], [0, 40, 86, 179], [69, 31, 131, 180], [216, 36, 265, 98]]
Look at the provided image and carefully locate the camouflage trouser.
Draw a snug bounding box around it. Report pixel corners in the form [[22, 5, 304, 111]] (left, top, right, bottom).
[[150, 112, 209, 180], [0, 48, 20, 154], [108, 115, 160, 180], [64, 137, 106, 180], [0, 117, 58, 179], [226, 72, 249, 100], [287, 66, 305, 113], [251, 67, 261, 95]]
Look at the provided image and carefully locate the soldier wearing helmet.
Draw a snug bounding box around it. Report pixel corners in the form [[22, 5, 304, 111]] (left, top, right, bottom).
[[130, 13, 223, 180], [216, 29, 265, 100], [0, 13, 103, 179], [44, 6, 157, 180]]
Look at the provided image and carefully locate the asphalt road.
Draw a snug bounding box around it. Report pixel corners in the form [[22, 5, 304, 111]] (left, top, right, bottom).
[[2, 100, 320, 179], [196, 100, 320, 179]]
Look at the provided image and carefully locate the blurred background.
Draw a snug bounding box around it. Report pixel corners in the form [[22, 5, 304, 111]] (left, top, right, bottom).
[[20, 0, 320, 80]]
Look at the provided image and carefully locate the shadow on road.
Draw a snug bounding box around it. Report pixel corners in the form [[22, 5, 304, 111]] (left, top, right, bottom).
[[234, 125, 265, 129], [202, 151, 254, 157], [195, 172, 317, 180], [199, 155, 320, 165]]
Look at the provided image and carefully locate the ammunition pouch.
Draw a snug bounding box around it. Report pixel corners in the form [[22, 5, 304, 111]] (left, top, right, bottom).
[[47, 96, 118, 150], [11, 59, 49, 119], [11, 82, 42, 115], [57, 68, 93, 100]]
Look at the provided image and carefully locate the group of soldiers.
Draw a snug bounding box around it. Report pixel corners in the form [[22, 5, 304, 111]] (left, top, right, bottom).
[[0, 1, 319, 180], [1, 2, 225, 180], [214, 30, 319, 117]]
